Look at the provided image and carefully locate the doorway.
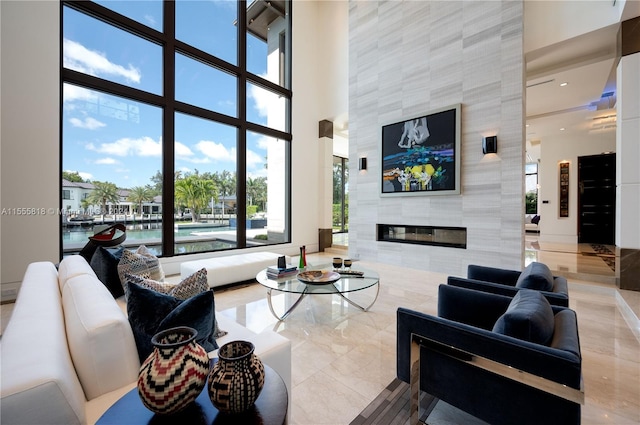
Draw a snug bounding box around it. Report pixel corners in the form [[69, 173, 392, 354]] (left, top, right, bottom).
[[578, 153, 615, 245], [332, 156, 349, 246]]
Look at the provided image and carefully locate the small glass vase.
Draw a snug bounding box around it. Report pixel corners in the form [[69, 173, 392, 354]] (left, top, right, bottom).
[[137, 326, 209, 415], [207, 340, 265, 414]]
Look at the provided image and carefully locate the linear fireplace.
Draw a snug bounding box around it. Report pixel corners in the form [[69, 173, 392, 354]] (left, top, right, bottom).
[[376, 224, 467, 249]]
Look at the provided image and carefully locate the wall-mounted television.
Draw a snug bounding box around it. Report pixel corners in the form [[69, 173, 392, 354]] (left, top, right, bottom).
[[380, 104, 461, 196]]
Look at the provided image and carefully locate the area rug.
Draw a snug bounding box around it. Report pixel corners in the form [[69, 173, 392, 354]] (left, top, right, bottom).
[[350, 378, 489, 425]]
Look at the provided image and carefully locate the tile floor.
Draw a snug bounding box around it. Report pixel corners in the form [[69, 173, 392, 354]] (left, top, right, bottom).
[[1, 238, 638, 424]]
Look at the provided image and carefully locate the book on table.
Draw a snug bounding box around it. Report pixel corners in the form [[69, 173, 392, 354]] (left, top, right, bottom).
[[266, 265, 298, 279]]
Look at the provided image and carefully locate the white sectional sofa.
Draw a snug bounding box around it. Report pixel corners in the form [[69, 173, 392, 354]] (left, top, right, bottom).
[[1, 255, 291, 425]]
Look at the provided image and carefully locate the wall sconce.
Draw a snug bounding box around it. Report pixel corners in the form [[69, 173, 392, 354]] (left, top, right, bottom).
[[359, 157, 368, 171], [482, 136, 497, 154]]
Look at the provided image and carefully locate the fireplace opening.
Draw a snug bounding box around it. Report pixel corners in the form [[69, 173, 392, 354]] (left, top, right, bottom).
[[376, 224, 467, 249]]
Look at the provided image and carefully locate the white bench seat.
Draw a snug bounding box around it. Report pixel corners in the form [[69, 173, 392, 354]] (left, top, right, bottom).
[[180, 251, 291, 288]]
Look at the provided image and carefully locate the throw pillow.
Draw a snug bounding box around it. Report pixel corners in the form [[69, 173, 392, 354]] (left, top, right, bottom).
[[90, 246, 125, 298], [492, 289, 555, 345], [515, 262, 554, 292], [117, 245, 165, 287], [123, 268, 227, 339], [126, 281, 218, 363]]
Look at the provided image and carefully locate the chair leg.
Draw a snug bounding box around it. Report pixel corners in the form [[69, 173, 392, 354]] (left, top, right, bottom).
[[410, 337, 438, 424]]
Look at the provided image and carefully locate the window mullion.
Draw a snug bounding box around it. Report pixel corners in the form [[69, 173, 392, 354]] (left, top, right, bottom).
[[162, 0, 176, 257]]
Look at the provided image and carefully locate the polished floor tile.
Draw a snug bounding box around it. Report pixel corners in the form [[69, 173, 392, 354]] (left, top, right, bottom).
[[1, 247, 638, 424], [213, 252, 640, 425]]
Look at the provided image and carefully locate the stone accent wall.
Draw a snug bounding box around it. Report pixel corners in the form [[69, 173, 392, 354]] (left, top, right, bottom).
[[348, 1, 525, 276]]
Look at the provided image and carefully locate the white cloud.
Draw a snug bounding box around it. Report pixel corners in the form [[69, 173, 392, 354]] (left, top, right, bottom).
[[79, 171, 93, 181], [248, 82, 272, 118], [63, 38, 141, 84], [86, 136, 162, 157], [195, 140, 236, 163], [144, 14, 157, 27], [70, 116, 106, 130], [63, 84, 98, 104], [247, 149, 265, 169], [175, 141, 194, 158], [64, 169, 93, 181], [95, 157, 119, 165]]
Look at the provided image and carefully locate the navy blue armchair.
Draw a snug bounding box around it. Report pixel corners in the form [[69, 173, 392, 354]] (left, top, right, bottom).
[[397, 285, 583, 425], [447, 262, 569, 307]]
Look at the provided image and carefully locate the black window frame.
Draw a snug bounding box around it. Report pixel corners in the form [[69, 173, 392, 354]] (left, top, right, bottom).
[[60, 0, 292, 257]]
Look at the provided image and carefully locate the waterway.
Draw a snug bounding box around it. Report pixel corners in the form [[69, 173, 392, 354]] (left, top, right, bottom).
[[62, 222, 250, 254]]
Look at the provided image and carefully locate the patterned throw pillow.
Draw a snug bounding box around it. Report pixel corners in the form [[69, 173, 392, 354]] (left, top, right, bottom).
[[123, 268, 227, 339], [117, 245, 165, 287], [126, 282, 218, 363], [124, 268, 208, 300]]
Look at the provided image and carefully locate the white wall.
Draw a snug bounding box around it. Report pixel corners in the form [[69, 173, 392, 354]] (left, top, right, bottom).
[[1, 1, 60, 298], [0, 1, 341, 296], [538, 131, 616, 244], [524, 0, 626, 53]]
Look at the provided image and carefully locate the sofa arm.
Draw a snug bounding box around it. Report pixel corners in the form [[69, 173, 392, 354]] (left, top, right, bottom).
[[1, 262, 86, 425], [467, 264, 521, 285]]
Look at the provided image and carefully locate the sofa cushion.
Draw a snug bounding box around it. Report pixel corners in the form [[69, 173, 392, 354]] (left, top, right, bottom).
[[117, 245, 165, 286], [492, 289, 555, 345], [124, 268, 226, 339], [58, 255, 97, 292], [62, 273, 140, 401], [515, 262, 554, 291], [126, 282, 218, 363], [90, 246, 125, 298]]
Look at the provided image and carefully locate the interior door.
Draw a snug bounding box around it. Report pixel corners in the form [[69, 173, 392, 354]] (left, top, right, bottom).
[[578, 153, 616, 245]]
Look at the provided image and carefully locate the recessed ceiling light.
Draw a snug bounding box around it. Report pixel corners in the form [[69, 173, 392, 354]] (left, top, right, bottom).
[[560, 82, 568, 87], [560, 127, 565, 131]]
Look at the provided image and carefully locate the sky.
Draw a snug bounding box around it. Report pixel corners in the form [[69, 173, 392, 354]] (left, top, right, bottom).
[[63, 1, 276, 189]]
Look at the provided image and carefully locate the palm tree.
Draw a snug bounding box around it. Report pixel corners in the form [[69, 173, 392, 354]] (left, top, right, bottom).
[[86, 181, 119, 217], [175, 175, 217, 222], [127, 186, 154, 218], [213, 170, 236, 220], [246, 176, 267, 212]]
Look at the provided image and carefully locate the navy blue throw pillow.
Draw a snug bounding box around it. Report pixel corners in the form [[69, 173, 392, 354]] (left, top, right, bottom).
[[515, 262, 554, 292], [90, 246, 125, 298], [126, 282, 218, 363], [492, 289, 555, 345]]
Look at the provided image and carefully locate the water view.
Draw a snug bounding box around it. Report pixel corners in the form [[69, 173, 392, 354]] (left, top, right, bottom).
[[62, 222, 251, 255]]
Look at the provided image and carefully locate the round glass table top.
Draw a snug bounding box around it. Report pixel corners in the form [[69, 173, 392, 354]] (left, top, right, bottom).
[[256, 264, 379, 295]]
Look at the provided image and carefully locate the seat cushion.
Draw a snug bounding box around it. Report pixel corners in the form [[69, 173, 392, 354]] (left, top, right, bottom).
[[515, 262, 554, 291], [492, 289, 555, 345], [126, 282, 218, 363]]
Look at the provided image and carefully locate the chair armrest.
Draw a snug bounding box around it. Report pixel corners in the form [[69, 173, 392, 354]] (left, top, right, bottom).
[[397, 307, 582, 389], [467, 264, 521, 285], [447, 276, 569, 307]]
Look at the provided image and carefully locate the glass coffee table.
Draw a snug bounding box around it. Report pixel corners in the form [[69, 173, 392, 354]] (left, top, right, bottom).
[[256, 265, 380, 321]]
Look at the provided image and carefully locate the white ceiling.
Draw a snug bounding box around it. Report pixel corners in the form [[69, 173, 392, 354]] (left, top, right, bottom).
[[524, 1, 640, 162]]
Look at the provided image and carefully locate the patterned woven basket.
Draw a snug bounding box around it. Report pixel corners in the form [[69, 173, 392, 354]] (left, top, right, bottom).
[[207, 340, 265, 414], [137, 326, 209, 414]]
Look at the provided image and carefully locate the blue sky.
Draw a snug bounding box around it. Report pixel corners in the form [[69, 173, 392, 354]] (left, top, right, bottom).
[[63, 1, 273, 189]]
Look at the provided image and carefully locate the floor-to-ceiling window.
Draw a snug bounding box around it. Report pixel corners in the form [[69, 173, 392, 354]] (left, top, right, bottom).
[[333, 156, 349, 243], [525, 162, 538, 214], [61, 0, 291, 256]]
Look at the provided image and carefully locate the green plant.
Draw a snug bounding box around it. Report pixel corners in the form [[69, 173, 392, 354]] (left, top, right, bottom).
[[525, 191, 538, 214]]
